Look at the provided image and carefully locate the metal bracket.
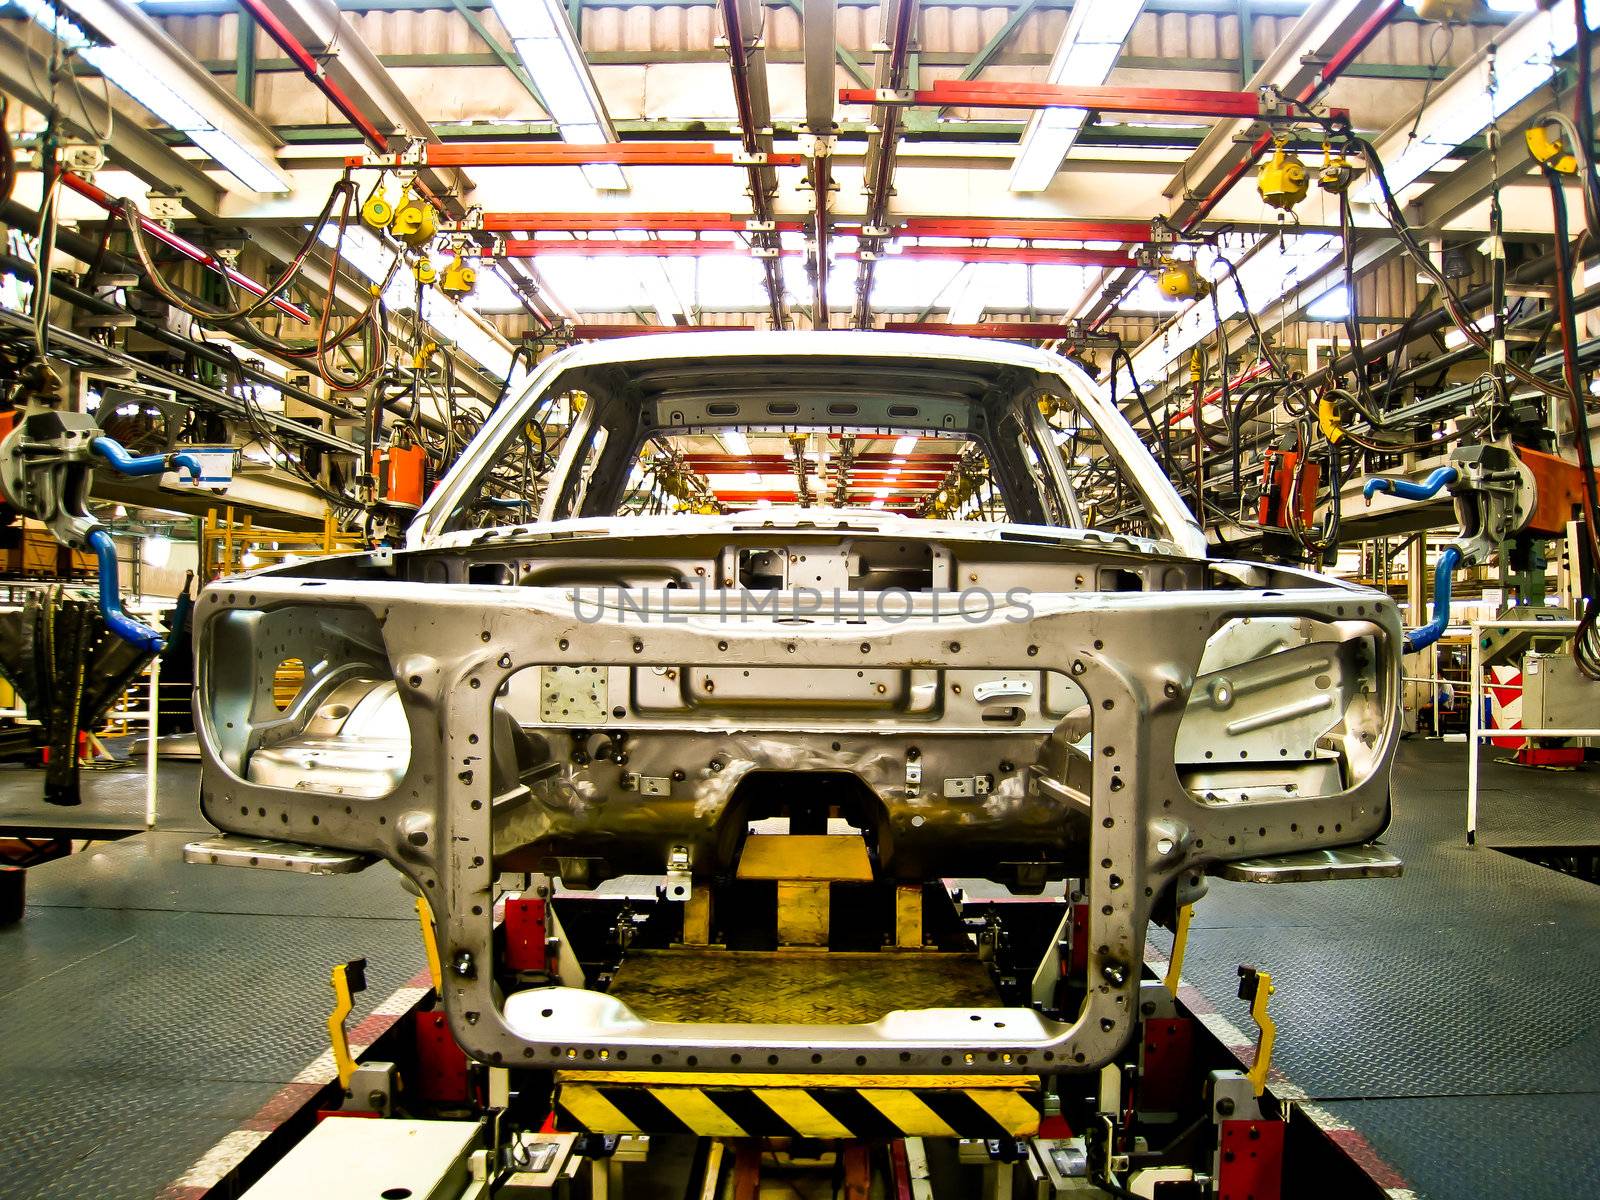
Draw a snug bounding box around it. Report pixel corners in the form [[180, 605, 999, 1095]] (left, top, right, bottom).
[[664, 844, 692, 901]]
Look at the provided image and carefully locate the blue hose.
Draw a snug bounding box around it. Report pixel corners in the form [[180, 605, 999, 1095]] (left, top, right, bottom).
[[86, 528, 166, 653], [1362, 465, 1458, 504], [91, 436, 204, 481], [1403, 544, 1461, 654]]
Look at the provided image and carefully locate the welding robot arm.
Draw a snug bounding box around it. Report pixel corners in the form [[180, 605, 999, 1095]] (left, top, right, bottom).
[[0, 409, 201, 652]]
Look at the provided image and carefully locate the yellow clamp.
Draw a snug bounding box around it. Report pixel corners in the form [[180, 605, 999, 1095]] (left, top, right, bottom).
[[416, 896, 444, 997], [361, 184, 395, 231], [1238, 966, 1277, 1097], [1526, 120, 1579, 176], [327, 956, 368, 1093], [440, 249, 477, 298], [1317, 392, 1344, 443], [410, 339, 438, 372], [1163, 902, 1193, 997], [1318, 142, 1356, 194], [1258, 139, 1309, 212], [391, 188, 437, 249]]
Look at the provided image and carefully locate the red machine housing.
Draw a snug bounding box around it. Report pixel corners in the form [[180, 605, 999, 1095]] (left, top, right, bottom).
[[373, 443, 427, 509], [1258, 448, 1320, 530]]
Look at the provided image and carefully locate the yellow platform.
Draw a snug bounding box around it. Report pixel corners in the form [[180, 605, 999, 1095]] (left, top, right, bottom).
[[607, 948, 997, 1025]]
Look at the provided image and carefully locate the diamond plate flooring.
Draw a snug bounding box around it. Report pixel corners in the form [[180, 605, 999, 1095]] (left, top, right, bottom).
[[0, 759, 205, 835], [0, 825, 423, 1200], [1172, 739, 1600, 1198]]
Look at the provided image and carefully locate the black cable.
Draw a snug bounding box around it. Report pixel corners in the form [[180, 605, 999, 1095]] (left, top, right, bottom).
[[1543, 166, 1600, 680], [1110, 344, 1174, 477], [1208, 286, 1240, 494]]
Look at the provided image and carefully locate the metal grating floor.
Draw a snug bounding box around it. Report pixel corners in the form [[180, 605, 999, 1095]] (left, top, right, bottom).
[[1165, 739, 1600, 1198], [0, 759, 205, 836], [0, 783, 423, 1200], [1, 745, 1597, 1198]]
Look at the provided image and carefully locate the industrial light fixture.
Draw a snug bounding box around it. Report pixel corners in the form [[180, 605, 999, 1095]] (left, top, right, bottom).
[[1305, 286, 1351, 322], [486, 0, 628, 191], [721, 431, 752, 456], [1357, 1, 1596, 204], [1009, 0, 1147, 193], [642, 260, 686, 325], [15, 0, 292, 194], [140, 532, 172, 569], [892, 435, 918, 455]]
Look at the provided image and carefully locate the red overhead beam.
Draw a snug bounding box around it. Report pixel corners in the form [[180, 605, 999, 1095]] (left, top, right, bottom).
[[479, 213, 808, 234], [471, 213, 1146, 242], [563, 324, 757, 338], [59, 170, 311, 323], [896, 217, 1149, 243], [488, 239, 797, 259], [845, 245, 1132, 267], [883, 322, 1083, 339], [842, 80, 1264, 120], [351, 143, 805, 169], [711, 491, 924, 505], [238, 0, 391, 150], [1179, 0, 1398, 233]]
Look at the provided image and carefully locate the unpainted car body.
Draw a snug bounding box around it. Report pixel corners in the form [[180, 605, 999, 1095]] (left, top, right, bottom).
[[193, 333, 1399, 1076]]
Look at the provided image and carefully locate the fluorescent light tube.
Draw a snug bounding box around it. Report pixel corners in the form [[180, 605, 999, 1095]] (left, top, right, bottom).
[[1010, 0, 1146, 193], [17, 0, 291, 194], [892, 435, 918, 455], [1305, 286, 1351, 322], [491, 0, 629, 192], [721, 431, 752, 456], [643, 259, 683, 324]]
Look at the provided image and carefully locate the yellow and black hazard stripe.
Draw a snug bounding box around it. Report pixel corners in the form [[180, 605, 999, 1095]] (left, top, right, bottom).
[[554, 1072, 1040, 1140]]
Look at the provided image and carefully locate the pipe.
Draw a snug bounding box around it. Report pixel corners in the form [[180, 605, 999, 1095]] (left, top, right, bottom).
[[1298, 251, 1567, 396], [57, 171, 311, 323], [0, 242, 354, 426], [1404, 544, 1461, 654], [1363, 465, 1458, 504], [236, 0, 391, 150], [92, 438, 204, 482], [718, 0, 785, 327], [86, 528, 166, 653], [854, 0, 919, 328]]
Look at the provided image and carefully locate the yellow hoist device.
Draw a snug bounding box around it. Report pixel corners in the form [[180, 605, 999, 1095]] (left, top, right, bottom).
[[1257, 138, 1310, 212]]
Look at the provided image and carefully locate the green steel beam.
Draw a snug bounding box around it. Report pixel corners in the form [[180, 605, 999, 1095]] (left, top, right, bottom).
[[235, 9, 256, 105], [449, 0, 549, 113], [1238, 0, 1253, 88], [194, 51, 1454, 81], [131, 1, 1514, 19], [956, 0, 1041, 81]]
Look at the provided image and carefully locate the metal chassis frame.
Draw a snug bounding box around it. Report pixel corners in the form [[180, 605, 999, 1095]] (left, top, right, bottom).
[[195, 575, 1398, 1078]]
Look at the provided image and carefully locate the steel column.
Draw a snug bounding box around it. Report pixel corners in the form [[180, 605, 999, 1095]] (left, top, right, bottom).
[[854, 0, 920, 329], [719, 0, 786, 326]]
